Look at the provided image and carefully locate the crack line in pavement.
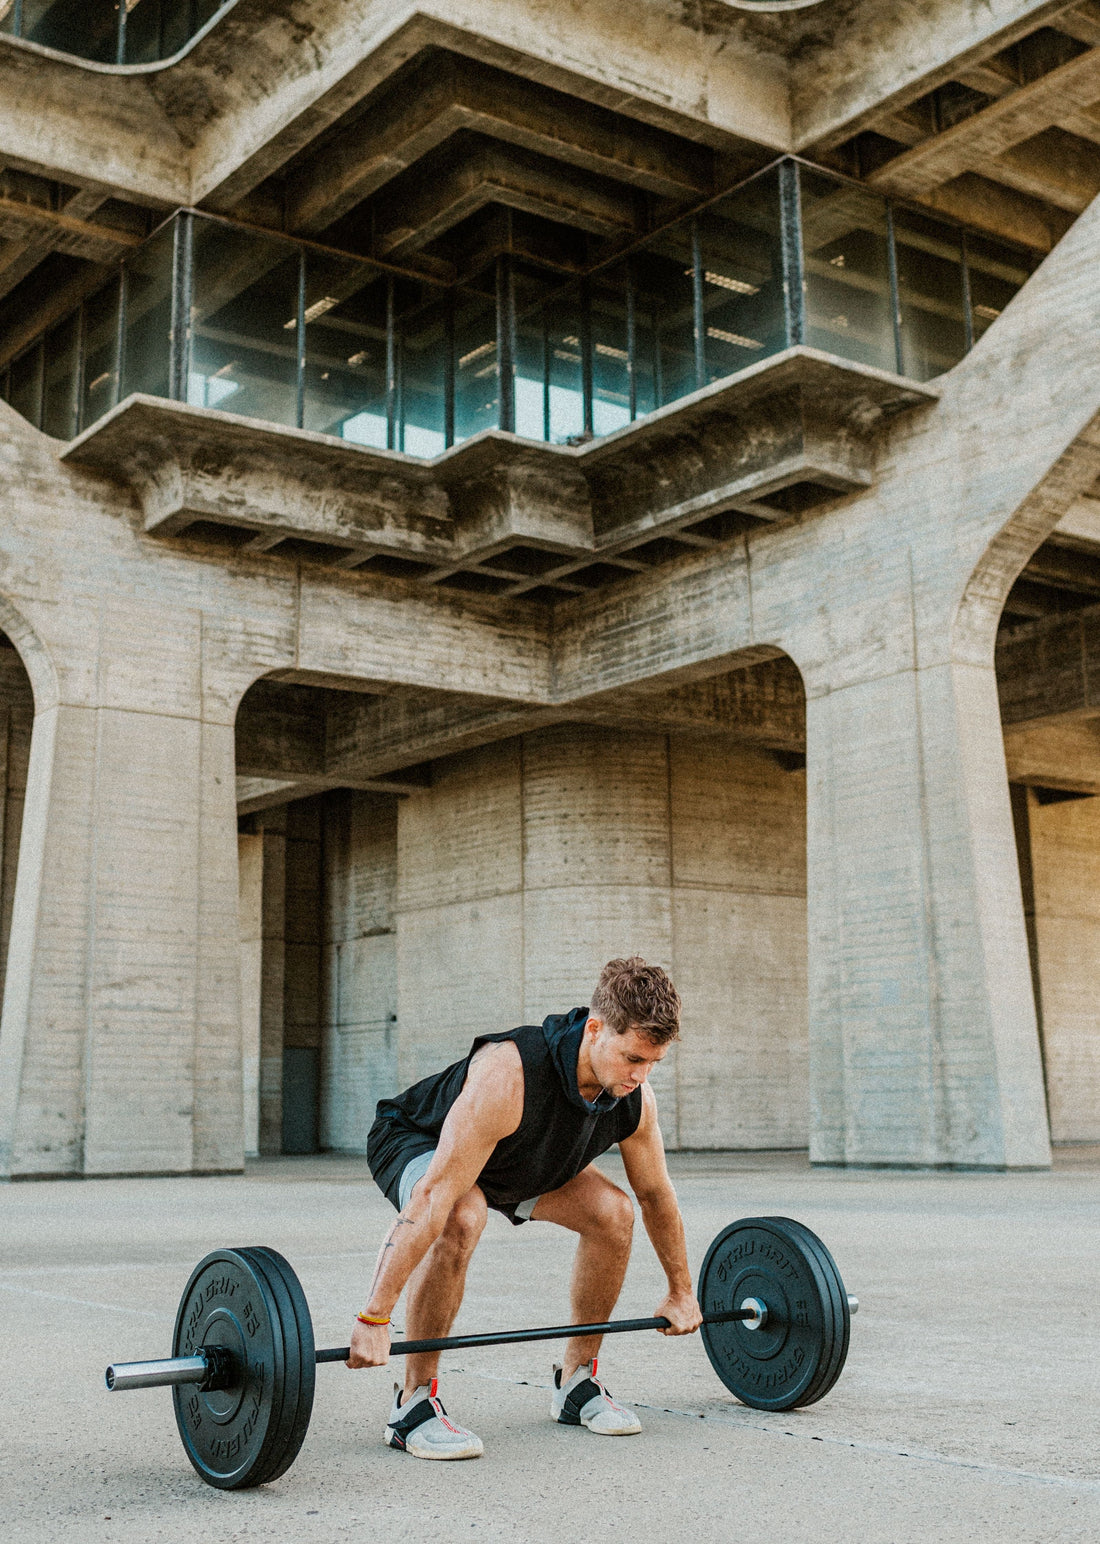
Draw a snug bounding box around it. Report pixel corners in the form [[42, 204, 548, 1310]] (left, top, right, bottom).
[[438, 1367, 1100, 1493], [0, 1281, 162, 1317]]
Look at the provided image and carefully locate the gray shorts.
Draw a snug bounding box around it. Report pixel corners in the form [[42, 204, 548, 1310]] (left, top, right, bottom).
[[397, 1149, 540, 1221]]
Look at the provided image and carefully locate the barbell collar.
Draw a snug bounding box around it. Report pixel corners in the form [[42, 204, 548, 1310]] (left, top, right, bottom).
[[106, 1345, 237, 1393]]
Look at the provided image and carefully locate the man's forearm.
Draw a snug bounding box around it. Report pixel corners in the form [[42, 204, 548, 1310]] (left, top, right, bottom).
[[361, 1189, 450, 1316], [638, 1190, 694, 1292]]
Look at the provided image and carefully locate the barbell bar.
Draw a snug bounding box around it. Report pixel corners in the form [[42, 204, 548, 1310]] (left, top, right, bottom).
[[107, 1299, 825, 1390], [104, 1216, 857, 1489]]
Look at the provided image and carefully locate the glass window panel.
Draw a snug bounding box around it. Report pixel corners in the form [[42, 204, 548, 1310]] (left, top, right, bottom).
[[801, 170, 896, 373], [16, 0, 115, 59], [396, 285, 447, 457], [123, 0, 172, 64], [41, 311, 80, 440], [535, 284, 585, 444], [512, 264, 578, 444], [80, 279, 120, 430], [965, 233, 1037, 343], [893, 208, 967, 381], [121, 219, 174, 401], [589, 269, 631, 437], [699, 166, 785, 382], [189, 218, 301, 429], [630, 230, 696, 410], [302, 254, 388, 447], [453, 280, 499, 444], [8, 342, 43, 428]]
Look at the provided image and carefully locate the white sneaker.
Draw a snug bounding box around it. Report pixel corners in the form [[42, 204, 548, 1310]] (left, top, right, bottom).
[[550, 1358, 642, 1435], [384, 1380, 484, 1460]]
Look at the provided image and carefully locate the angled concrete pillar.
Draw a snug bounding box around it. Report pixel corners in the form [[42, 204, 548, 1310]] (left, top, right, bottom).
[[806, 656, 1050, 1168]]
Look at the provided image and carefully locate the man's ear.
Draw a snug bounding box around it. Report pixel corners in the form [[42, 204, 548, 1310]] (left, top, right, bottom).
[[584, 1014, 603, 1037]]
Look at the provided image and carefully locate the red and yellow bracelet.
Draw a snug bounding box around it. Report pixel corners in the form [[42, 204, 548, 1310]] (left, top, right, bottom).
[[356, 1311, 391, 1326]]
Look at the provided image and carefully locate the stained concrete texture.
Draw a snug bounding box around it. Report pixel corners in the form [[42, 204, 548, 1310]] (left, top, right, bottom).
[[2, 1151, 1098, 1544]]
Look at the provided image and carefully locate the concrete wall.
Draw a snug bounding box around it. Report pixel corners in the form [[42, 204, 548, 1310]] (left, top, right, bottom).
[[371, 724, 809, 1151], [320, 791, 398, 1153], [1017, 787, 1100, 1143]]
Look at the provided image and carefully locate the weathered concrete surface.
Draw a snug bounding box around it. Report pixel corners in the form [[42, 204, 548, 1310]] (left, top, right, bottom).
[[797, 0, 1091, 150], [2, 1151, 1099, 1544]]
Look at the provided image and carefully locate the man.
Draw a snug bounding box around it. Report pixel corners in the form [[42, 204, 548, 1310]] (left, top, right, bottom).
[[347, 956, 703, 1459]]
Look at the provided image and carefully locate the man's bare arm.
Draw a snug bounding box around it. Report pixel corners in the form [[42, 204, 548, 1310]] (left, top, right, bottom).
[[619, 1084, 703, 1335], [347, 1041, 524, 1368]]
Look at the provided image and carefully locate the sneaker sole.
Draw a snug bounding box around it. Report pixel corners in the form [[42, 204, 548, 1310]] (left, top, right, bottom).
[[552, 1408, 642, 1435], [385, 1429, 483, 1460]]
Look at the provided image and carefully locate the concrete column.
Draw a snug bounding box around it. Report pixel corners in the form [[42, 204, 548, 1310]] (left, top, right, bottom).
[[319, 791, 397, 1152], [806, 658, 1051, 1168], [0, 703, 243, 1176], [670, 737, 808, 1149], [258, 811, 286, 1156], [520, 725, 678, 1138], [396, 740, 524, 1087], [238, 831, 263, 1159], [0, 704, 96, 1176]]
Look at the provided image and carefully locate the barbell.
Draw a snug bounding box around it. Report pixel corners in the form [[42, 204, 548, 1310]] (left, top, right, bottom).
[[105, 1215, 857, 1490]]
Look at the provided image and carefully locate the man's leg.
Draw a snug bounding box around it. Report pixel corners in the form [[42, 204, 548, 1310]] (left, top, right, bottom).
[[400, 1183, 488, 1398], [530, 1165, 634, 1382]]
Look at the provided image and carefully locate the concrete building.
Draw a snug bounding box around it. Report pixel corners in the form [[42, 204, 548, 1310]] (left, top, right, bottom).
[[0, 0, 1098, 1179]]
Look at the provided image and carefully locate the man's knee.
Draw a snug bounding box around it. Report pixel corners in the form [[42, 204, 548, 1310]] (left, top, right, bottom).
[[439, 1190, 488, 1258], [590, 1183, 634, 1246]]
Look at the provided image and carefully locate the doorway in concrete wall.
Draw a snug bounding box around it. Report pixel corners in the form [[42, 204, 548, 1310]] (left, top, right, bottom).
[[235, 794, 324, 1157], [0, 633, 34, 1032], [998, 524, 1100, 1146], [234, 673, 403, 1157]]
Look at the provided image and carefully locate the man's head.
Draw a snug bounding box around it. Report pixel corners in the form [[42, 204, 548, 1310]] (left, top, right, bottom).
[[583, 957, 681, 1098]]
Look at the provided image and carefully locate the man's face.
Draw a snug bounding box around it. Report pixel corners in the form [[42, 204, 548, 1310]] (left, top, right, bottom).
[[586, 1018, 668, 1097]]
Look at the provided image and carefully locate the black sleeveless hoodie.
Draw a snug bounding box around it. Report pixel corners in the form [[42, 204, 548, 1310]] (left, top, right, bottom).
[[367, 1007, 643, 1224]]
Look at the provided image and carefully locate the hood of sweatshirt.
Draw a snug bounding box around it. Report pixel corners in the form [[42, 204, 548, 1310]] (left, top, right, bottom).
[[541, 1006, 624, 1114]]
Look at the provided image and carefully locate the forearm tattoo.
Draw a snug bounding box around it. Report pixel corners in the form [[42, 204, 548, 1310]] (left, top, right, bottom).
[[367, 1210, 419, 1298]]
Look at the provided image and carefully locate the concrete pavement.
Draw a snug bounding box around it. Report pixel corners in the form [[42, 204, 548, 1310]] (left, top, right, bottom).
[[2, 1149, 1098, 1543]]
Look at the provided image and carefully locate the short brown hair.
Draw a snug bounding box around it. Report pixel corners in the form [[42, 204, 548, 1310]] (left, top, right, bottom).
[[590, 957, 681, 1045]]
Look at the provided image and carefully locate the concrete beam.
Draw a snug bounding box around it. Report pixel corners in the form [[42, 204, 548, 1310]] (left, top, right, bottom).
[[866, 46, 1100, 198], [919, 173, 1074, 252], [181, 3, 786, 212], [284, 53, 711, 237], [796, 0, 1087, 151], [0, 194, 143, 263], [61, 352, 932, 575], [997, 602, 1100, 725], [1051, 0, 1100, 44], [370, 140, 642, 260], [971, 128, 1100, 215], [1004, 717, 1100, 791], [0, 38, 187, 205], [238, 654, 807, 788]]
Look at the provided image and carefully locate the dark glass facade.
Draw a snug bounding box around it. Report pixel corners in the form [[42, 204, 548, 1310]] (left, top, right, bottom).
[[0, 0, 227, 64], [0, 161, 1039, 451]]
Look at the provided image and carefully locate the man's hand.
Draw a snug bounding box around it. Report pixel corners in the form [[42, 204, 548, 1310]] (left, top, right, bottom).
[[654, 1287, 703, 1336], [346, 1319, 392, 1369]]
